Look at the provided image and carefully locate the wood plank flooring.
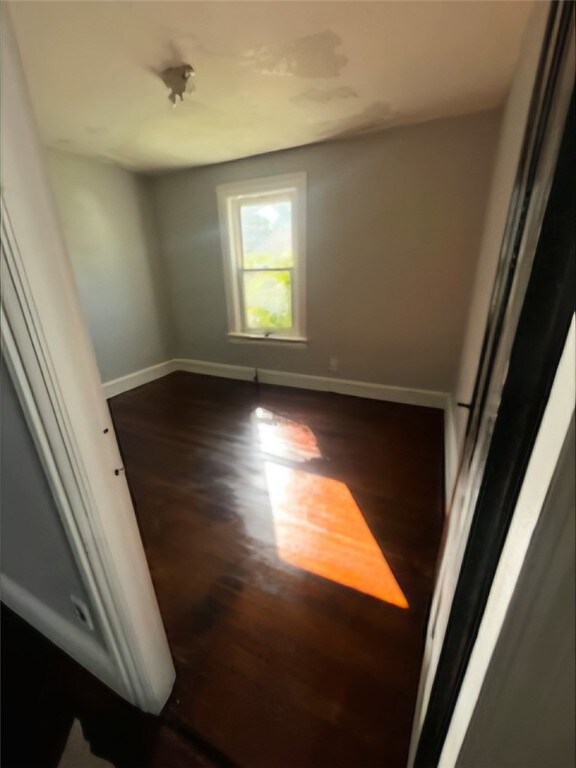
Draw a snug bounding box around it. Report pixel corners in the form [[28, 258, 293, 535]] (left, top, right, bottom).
[[109, 372, 445, 768]]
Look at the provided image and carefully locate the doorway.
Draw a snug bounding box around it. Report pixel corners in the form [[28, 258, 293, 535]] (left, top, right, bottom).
[[2, 3, 572, 767]]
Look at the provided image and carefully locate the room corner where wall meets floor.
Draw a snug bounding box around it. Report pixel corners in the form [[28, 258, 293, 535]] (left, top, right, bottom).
[[45, 112, 501, 514], [102, 358, 449, 410], [102, 358, 457, 506], [46, 109, 502, 400]]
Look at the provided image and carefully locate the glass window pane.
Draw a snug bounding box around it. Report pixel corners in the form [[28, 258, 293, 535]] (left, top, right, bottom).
[[243, 270, 292, 330], [240, 200, 293, 268]]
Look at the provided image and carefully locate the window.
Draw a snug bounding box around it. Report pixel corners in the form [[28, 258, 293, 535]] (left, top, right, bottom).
[[217, 173, 307, 342]]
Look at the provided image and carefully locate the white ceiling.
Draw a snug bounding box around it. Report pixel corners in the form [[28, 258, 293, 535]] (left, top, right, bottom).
[[10, 1, 533, 172]]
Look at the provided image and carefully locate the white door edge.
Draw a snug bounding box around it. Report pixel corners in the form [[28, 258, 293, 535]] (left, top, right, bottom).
[[1, 11, 175, 714]]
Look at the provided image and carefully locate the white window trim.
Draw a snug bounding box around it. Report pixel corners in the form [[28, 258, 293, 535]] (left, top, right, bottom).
[[217, 172, 307, 343]]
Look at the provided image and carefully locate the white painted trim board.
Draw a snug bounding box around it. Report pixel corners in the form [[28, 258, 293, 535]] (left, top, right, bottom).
[[175, 357, 255, 382], [439, 316, 576, 767], [103, 359, 455, 504], [443, 395, 460, 511], [102, 361, 177, 398], [258, 368, 448, 409], [1, 575, 123, 700], [104, 357, 449, 411], [2, 12, 175, 715]]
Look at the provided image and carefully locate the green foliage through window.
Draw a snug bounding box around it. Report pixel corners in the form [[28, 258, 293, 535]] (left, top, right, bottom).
[[243, 270, 292, 330], [240, 201, 293, 269], [240, 200, 294, 331]]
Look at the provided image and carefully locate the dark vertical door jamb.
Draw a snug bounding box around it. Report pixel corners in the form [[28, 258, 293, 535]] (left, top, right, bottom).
[[414, 9, 575, 766]]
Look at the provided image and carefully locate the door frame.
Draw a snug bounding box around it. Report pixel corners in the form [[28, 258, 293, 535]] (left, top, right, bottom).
[[411, 2, 575, 763], [2, 0, 573, 745], [1, 10, 175, 714]]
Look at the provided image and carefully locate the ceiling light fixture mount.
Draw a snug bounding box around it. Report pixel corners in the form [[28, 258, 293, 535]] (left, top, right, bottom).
[[160, 64, 195, 106]]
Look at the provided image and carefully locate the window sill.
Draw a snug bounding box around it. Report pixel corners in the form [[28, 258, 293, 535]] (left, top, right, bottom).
[[227, 332, 308, 347]]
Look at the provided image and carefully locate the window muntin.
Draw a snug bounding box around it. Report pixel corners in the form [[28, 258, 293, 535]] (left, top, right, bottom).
[[218, 174, 306, 341]]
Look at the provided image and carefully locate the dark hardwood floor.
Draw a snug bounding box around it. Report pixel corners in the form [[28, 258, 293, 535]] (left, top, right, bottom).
[[108, 372, 444, 768]]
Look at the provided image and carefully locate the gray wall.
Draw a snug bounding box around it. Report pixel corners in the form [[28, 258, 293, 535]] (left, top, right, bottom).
[[47, 150, 173, 383], [457, 420, 576, 768], [152, 110, 501, 393], [0, 360, 97, 634]]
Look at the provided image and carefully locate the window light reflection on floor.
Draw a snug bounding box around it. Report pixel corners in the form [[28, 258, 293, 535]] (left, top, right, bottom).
[[254, 409, 409, 608], [254, 407, 322, 462]]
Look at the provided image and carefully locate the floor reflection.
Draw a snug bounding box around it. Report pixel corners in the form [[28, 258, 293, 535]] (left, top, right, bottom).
[[254, 407, 322, 462], [264, 461, 409, 608]]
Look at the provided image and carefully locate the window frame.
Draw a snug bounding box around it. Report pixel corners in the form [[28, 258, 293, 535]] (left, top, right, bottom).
[[217, 172, 307, 343]]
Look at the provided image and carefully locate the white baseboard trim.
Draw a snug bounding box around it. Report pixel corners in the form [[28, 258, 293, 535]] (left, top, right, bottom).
[[103, 358, 452, 503], [259, 368, 449, 410], [0, 574, 125, 701], [174, 358, 255, 382], [102, 361, 177, 398], [104, 358, 448, 410]]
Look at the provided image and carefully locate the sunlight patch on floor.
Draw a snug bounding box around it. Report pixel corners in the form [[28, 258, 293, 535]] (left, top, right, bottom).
[[254, 407, 322, 462], [264, 461, 409, 608]]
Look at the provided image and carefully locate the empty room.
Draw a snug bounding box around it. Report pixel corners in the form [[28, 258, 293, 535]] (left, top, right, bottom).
[[2, 2, 574, 768]]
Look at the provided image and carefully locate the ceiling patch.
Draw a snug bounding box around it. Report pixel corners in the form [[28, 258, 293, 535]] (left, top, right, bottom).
[[324, 101, 403, 141], [244, 30, 347, 78], [10, 0, 532, 169]]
